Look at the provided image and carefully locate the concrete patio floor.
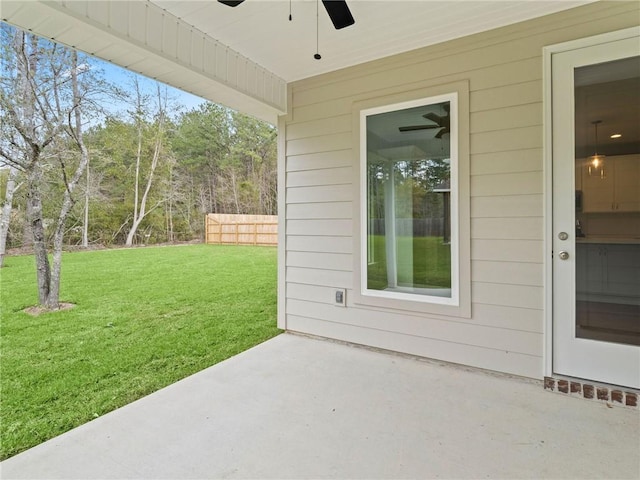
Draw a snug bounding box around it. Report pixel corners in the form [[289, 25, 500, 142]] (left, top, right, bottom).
[[2, 333, 639, 479]]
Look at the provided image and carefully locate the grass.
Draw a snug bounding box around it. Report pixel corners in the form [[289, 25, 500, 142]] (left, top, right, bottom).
[[367, 235, 451, 290], [0, 244, 280, 460]]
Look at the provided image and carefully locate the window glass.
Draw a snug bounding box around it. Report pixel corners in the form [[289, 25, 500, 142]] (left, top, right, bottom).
[[363, 96, 456, 302]]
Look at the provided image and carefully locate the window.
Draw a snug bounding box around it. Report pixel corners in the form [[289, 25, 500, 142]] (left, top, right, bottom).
[[360, 93, 459, 306]]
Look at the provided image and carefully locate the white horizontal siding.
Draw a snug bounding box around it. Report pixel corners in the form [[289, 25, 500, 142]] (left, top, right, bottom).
[[471, 217, 543, 240], [287, 267, 352, 289], [471, 148, 542, 176], [287, 185, 352, 204], [470, 80, 542, 112], [287, 283, 544, 334], [291, 58, 545, 123], [287, 133, 352, 157], [287, 115, 351, 141], [287, 219, 352, 237], [287, 202, 353, 220], [470, 103, 542, 134], [283, 2, 639, 379], [287, 167, 352, 188], [471, 126, 542, 154], [286, 315, 542, 379], [287, 298, 542, 356], [286, 150, 353, 172], [472, 282, 543, 310], [471, 303, 543, 334], [287, 236, 352, 254], [286, 252, 352, 272], [472, 260, 543, 287], [471, 172, 543, 197], [471, 195, 542, 218], [471, 239, 542, 263]]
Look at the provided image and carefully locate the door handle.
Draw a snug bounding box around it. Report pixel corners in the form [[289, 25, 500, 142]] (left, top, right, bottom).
[[558, 251, 569, 260]]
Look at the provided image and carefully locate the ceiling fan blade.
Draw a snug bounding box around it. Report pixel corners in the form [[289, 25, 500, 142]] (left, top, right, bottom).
[[321, 0, 355, 29], [422, 112, 445, 124], [218, 0, 245, 6], [399, 125, 440, 133], [434, 128, 450, 139]]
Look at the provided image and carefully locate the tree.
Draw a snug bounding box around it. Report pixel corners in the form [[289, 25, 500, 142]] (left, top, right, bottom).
[[171, 104, 277, 222], [0, 165, 21, 267], [0, 26, 100, 309], [172, 103, 231, 218], [125, 79, 171, 246], [229, 111, 277, 215], [2, 25, 278, 255]]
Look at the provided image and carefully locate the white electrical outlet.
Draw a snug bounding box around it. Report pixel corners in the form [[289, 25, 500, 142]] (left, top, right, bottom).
[[334, 288, 346, 307]]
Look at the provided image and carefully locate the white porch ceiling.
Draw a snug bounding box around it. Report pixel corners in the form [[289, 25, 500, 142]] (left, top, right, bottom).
[[1, 0, 594, 123], [154, 0, 593, 83]]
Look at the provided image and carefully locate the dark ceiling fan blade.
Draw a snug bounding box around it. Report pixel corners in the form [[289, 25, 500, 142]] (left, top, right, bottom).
[[218, 0, 245, 6], [399, 125, 440, 133], [434, 127, 450, 139], [422, 112, 450, 129], [321, 0, 355, 29]]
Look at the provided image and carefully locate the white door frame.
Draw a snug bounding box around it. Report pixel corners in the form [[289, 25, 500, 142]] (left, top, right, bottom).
[[542, 26, 640, 380]]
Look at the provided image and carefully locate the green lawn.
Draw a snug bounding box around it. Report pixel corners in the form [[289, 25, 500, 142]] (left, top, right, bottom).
[[367, 235, 451, 290], [0, 244, 280, 460]]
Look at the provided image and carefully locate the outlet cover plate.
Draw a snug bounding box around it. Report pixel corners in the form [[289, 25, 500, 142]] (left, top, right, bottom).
[[334, 288, 346, 307]]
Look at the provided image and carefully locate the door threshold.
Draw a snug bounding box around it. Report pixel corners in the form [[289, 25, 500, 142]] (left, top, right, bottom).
[[544, 376, 638, 409]]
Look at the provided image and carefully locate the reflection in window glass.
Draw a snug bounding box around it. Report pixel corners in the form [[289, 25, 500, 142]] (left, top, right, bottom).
[[365, 97, 455, 300]]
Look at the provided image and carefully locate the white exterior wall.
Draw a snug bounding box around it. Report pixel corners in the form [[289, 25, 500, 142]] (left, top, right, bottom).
[[280, 2, 640, 379]]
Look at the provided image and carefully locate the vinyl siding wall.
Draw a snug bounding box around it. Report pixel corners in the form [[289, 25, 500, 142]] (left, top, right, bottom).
[[281, 2, 640, 379]]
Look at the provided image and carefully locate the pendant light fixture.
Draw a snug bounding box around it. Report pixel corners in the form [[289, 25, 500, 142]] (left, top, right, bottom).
[[588, 120, 606, 179]]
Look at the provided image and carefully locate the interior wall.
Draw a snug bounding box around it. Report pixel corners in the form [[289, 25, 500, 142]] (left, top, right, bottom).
[[281, 2, 640, 379]]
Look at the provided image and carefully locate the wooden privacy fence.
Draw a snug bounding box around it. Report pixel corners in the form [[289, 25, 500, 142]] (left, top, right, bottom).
[[205, 214, 278, 246]]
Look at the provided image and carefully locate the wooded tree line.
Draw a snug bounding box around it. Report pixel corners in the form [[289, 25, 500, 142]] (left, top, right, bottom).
[[1, 24, 277, 255]]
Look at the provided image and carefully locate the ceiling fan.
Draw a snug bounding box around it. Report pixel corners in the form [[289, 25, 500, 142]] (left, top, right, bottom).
[[399, 104, 450, 138], [218, 0, 355, 30]]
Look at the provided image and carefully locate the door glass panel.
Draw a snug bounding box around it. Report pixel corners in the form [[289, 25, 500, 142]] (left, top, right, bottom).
[[574, 56, 640, 346]]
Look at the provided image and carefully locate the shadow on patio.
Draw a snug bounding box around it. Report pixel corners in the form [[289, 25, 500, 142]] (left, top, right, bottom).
[[1, 333, 638, 479]]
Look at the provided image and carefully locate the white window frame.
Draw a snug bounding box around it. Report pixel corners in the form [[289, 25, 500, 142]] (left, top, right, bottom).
[[359, 93, 459, 306], [352, 81, 471, 318]]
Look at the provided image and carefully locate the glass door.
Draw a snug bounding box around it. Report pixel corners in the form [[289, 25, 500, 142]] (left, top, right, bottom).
[[552, 34, 640, 388]]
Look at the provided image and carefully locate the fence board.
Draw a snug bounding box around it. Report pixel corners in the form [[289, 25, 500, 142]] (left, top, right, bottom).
[[205, 214, 277, 246]]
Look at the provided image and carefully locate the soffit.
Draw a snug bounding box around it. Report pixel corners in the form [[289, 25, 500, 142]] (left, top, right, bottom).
[[153, 0, 593, 82]]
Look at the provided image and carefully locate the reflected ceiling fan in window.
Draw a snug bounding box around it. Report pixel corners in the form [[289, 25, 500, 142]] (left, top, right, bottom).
[[399, 104, 450, 138], [218, 0, 355, 30]]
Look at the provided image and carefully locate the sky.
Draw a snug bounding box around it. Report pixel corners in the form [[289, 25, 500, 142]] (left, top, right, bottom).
[[95, 57, 209, 118]]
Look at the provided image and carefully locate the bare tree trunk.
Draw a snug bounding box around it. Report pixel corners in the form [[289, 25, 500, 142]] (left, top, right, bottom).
[[82, 163, 89, 248], [26, 162, 52, 305], [133, 117, 142, 231], [0, 166, 20, 267], [125, 85, 166, 246], [47, 50, 90, 308], [18, 31, 53, 305], [2, 28, 93, 309], [230, 170, 240, 214]]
